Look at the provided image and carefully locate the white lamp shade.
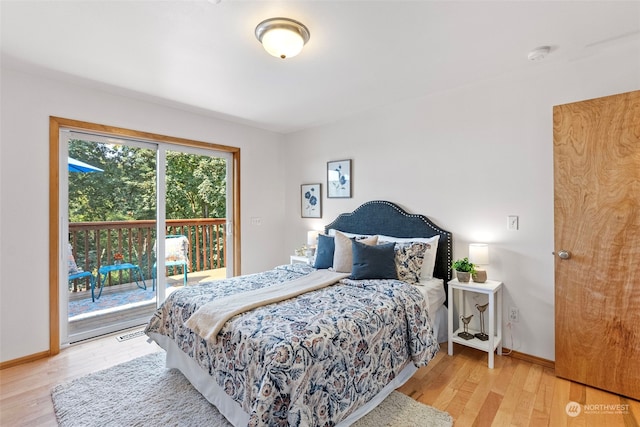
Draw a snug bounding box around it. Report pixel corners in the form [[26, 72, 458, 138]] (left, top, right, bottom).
[[469, 243, 489, 265], [307, 230, 319, 246], [261, 27, 305, 59]]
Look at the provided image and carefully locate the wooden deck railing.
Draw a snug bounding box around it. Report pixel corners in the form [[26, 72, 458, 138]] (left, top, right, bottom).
[[68, 218, 226, 292]]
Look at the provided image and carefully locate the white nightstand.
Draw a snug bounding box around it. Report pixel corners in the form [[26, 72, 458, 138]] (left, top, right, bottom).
[[447, 278, 503, 368], [290, 255, 311, 265]]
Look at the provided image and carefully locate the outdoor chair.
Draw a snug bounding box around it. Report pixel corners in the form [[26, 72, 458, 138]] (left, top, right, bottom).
[[67, 243, 97, 301], [152, 235, 189, 290]]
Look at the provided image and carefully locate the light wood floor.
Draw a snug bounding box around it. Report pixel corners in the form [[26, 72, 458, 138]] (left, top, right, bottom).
[[1, 332, 638, 426]]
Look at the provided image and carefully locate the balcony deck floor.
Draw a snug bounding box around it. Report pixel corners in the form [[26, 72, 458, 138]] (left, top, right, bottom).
[[67, 268, 226, 338]]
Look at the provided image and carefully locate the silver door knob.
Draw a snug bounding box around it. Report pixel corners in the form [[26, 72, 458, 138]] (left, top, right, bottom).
[[557, 250, 571, 259]]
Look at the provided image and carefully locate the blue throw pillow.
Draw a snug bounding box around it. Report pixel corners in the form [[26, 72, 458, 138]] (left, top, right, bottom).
[[350, 240, 397, 280], [313, 234, 335, 269]]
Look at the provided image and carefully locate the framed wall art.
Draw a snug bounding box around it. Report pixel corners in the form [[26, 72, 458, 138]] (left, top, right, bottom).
[[301, 183, 322, 218], [327, 159, 352, 198]]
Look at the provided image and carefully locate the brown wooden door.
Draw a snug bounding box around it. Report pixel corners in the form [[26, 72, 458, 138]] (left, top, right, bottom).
[[554, 90, 640, 400]]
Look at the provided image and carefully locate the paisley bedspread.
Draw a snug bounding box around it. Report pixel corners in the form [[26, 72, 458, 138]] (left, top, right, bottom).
[[145, 263, 439, 427]]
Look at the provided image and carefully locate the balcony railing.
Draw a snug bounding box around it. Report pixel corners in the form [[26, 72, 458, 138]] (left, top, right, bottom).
[[68, 218, 226, 292]]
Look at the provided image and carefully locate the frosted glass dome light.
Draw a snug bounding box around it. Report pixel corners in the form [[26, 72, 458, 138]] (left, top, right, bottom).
[[255, 17, 310, 59]]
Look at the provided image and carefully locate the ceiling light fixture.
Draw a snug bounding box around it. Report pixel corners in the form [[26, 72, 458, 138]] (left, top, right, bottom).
[[255, 17, 310, 59]]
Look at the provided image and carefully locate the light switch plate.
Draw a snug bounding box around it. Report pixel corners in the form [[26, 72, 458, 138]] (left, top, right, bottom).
[[508, 215, 519, 230]]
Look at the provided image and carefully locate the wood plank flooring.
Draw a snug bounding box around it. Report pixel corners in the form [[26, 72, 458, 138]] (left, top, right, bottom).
[[1, 332, 638, 426]]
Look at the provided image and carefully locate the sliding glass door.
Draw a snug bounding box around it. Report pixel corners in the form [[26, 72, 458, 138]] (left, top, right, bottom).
[[59, 128, 233, 344], [155, 146, 233, 305]]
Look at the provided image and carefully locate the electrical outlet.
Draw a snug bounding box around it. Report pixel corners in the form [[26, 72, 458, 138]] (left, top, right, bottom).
[[509, 306, 519, 323]]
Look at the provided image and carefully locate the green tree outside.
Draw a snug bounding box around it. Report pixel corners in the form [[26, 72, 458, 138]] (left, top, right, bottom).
[[67, 139, 227, 286], [69, 140, 226, 222]]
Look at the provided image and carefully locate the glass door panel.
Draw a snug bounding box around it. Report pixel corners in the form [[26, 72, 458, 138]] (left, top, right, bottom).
[[64, 133, 157, 343], [153, 148, 230, 300]]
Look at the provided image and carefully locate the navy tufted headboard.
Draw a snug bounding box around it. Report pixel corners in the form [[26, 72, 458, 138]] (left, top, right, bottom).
[[324, 200, 453, 299]]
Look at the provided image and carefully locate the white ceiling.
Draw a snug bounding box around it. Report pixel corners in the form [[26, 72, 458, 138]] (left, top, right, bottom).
[[2, 1, 639, 134]]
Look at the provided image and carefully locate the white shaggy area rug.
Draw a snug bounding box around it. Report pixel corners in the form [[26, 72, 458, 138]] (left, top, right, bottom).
[[51, 352, 453, 427]]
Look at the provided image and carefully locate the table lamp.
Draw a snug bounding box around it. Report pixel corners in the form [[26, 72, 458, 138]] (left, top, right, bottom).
[[469, 243, 489, 283], [306, 230, 319, 257]]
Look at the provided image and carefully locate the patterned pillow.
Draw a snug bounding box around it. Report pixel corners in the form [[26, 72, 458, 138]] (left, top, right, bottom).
[[393, 241, 429, 284], [378, 235, 440, 280]]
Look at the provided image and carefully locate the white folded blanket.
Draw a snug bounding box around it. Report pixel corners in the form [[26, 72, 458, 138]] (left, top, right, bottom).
[[185, 270, 350, 342]]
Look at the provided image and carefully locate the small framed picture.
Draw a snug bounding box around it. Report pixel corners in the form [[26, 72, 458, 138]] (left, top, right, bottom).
[[301, 184, 322, 218], [327, 159, 352, 198]]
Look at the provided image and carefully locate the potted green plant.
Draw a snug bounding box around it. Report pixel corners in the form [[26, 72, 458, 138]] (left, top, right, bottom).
[[451, 257, 476, 283]]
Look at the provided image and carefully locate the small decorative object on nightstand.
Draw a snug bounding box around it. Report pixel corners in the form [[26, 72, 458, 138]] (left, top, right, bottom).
[[451, 257, 476, 283], [458, 315, 474, 340], [474, 303, 489, 341], [448, 277, 503, 368]]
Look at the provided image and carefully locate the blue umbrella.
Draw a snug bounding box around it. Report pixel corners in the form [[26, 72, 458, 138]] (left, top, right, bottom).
[[68, 157, 103, 173]]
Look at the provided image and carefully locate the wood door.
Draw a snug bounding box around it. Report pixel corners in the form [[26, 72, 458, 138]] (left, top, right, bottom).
[[554, 90, 640, 399]]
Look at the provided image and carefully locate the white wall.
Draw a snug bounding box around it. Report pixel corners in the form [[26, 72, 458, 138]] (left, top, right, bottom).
[[283, 45, 640, 361], [2, 44, 638, 364], [0, 66, 286, 362]]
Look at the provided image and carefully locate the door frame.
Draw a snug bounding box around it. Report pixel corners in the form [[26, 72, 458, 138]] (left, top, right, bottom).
[[49, 116, 241, 355]]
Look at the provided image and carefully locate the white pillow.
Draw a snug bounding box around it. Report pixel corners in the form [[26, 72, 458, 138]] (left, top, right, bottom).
[[164, 236, 189, 262], [377, 234, 440, 280], [327, 229, 375, 239], [332, 231, 378, 273]]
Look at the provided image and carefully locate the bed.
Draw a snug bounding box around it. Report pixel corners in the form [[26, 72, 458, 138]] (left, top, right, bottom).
[[145, 200, 452, 427]]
